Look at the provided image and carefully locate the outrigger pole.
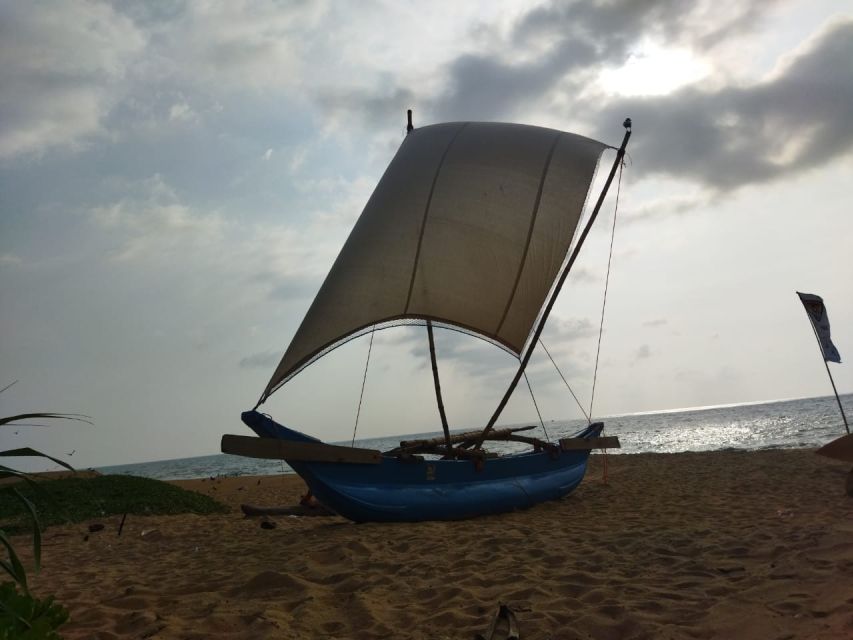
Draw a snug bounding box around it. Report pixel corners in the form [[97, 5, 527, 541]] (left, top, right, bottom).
[[476, 118, 632, 445]]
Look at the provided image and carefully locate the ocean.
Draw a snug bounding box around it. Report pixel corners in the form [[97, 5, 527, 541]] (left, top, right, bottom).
[[99, 393, 851, 481]]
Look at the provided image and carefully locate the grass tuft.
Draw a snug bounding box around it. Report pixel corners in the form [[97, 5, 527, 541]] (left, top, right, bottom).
[[0, 475, 228, 533]]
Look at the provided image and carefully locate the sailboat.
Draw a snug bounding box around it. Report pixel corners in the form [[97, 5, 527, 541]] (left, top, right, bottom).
[[222, 114, 630, 522]]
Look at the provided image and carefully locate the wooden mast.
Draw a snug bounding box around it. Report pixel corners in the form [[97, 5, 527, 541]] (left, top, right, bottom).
[[408, 109, 453, 450], [475, 118, 632, 446], [427, 320, 453, 449]]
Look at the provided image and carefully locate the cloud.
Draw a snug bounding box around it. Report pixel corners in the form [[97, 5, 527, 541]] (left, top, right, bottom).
[[565, 266, 599, 284], [427, 0, 783, 122], [620, 192, 714, 224], [240, 350, 282, 369], [120, 0, 328, 89], [642, 318, 668, 327], [0, 1, 331, 161], [267, 275, 321, 301], [315, 86, 417, 137], [634, 344, 652, 361], [0, 1, 144, 159], [593, 19, 853, 191], [168, 102, 197, 123], [541, 316, 598, 347], [90, 176, 226, 262], [86, 174, 355, 307], [319, 3, 851, 200]]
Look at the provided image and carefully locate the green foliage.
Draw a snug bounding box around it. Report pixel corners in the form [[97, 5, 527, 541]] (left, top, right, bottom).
[[0, 384, 87, 638], [0, 407, 91, 481], [0, 581, 69, 640], [0, 475, 228, 533], [0, 492, 66, 639]]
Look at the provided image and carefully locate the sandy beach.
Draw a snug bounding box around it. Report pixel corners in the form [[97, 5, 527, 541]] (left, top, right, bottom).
[[22, 449, 853, 639]]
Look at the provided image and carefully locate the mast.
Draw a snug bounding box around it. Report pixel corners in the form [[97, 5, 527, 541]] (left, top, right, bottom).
[[427, 320, 453, 449], [477, 118, 632, 444], [406, 108, 452, 449]]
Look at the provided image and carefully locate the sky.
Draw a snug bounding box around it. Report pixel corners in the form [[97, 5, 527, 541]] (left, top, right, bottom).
[[1, 0, 851, 469]]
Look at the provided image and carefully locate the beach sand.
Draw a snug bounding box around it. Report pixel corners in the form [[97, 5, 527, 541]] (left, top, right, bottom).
[[23, 449, 853, 639]]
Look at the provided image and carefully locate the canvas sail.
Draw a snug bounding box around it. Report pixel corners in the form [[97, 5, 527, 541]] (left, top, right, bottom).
[[260, 122, 607, 403]]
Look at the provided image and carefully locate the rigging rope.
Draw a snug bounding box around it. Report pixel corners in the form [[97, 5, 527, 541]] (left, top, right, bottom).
[[539, 338, 591, 424], [523, 371, 550, 442], [589, 159, 625, 419], [351, 327, 376, 446]]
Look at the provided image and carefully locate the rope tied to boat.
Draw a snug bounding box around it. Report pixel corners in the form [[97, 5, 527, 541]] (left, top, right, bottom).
[[539, 339, 590, 424], [351, 326, 376, 447], [589, 154, 624, 419], [523, 371, 550, 442], [590, 155, 626, 485]]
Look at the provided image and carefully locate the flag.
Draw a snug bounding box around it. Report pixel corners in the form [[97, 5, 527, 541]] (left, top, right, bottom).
[[797, 292, 841, 363]]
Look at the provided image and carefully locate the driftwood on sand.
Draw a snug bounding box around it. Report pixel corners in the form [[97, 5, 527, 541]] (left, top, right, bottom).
[[240, 503, 335, 517]]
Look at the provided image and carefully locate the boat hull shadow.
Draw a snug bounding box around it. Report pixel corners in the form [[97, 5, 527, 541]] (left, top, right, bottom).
[[241, 410, 603, 522]]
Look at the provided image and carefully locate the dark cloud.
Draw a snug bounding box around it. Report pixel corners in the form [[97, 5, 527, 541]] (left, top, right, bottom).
[[358, 2, 853, 199], [429, 41, 595, 122], [326, 1, 849, 198], [316, 86, 417, 135], [594, 19, 853, 191], [429, 0, 782, 122], [516, 0, 780, 53]]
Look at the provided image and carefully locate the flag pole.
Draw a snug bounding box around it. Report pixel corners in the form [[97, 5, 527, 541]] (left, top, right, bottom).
[[803, 299, 850, 435]]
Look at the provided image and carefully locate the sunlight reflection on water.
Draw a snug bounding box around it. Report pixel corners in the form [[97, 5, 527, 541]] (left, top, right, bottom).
[[101, 394, 851, 480]]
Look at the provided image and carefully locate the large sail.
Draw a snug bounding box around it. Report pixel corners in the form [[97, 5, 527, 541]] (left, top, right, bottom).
[[261, 122, 607, 402]]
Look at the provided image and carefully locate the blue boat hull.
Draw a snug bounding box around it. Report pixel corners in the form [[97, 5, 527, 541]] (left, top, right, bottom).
[[241, 410, 602, 522]]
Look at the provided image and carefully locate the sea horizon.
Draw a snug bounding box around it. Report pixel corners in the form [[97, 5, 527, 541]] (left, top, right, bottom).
[[98, 392, 851, 480]]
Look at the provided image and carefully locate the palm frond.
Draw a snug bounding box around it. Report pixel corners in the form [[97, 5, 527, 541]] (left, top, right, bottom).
[[0, 448, 74, 473], [0, 413, 93, 427], [13, 488, 41, 572], [0, 380, 18, 395]]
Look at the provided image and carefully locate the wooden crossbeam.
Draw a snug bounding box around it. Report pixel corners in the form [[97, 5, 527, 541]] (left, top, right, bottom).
[[394, 425, 537, 453], [559, 436, 621, 451], [221, 434, 382, 465]]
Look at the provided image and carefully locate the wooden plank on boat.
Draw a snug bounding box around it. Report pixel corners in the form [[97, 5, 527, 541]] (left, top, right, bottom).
[[559, 436, 621, 450], [815, 433, 853, 463], [396, 425, 537, 451], [221, 434, 382, 464]]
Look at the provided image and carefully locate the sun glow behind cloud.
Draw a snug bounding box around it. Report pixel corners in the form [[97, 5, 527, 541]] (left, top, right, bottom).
[[598, 41, 709, 96]]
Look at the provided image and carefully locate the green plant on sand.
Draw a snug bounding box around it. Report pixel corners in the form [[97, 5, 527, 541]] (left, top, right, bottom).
[[0, 474, 229, 533], [0, 491, 69, 639], [0, 381, 87, 638]]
